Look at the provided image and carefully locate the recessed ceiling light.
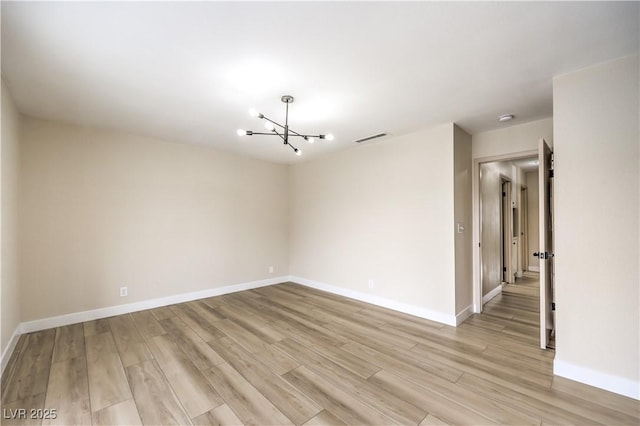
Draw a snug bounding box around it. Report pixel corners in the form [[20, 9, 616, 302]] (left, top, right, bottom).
[[498, 114, 514, 122]]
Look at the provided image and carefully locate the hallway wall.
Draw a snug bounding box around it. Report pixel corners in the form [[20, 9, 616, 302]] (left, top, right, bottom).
[[479, 161, 523, 298], [479, 163, 503, 297]]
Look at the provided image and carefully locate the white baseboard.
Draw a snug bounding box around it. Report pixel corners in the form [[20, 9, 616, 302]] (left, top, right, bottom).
[[528, 266, 540, 272], [1, 325, 23, 377], [455, 305, 474, 325], [19, 276, 288, 334], [482, 284, 502, 304], [554, 359, 640, 400], [289, 276, 457, 326]]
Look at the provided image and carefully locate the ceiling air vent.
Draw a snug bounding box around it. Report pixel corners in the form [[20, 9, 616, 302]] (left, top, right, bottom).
[[354, 133, 388, 143]]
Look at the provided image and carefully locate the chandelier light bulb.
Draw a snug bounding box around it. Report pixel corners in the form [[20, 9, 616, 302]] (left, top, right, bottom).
[[237, 129, 247, 136], [248, 108, 259, 117], [325, 133, 335, 141], [295, 148, 302, 156], [306, 137, 315, 144], [265, 122, 275, 131]]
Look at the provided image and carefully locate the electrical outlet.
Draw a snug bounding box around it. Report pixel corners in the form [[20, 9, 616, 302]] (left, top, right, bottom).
[[120, 287, 128, 297], [368, 279, 374, 289], [269, 266, 274, 273]]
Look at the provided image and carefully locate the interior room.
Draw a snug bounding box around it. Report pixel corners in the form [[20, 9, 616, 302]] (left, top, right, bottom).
[[1, 2, 638, 425]]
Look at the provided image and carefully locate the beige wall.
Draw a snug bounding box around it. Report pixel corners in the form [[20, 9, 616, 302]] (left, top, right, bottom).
[[1, 82, 22, 356], [553, 54, 639, 393], [479, 161, 523, 296], [19, 118, 289, 322], [454, 125, 473, 314], [479, 163, 502, 296], [525, 171, 539, 270], [289, 124, 458, 318], [472, 117, 553, 160]]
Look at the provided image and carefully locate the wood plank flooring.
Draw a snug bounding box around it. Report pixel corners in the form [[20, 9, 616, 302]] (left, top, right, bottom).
[[2, 278, 638, 425]]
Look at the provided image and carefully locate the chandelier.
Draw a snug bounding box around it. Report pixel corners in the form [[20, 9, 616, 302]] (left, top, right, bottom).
[[236, 95, 334, 156]]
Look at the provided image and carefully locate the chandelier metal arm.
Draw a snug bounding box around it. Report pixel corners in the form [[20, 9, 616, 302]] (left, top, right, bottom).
[[273, 127, 300, 154], [245, 130, 320, 139], [261, 115, 285, 130], [244, 126, 323, 139], [257, 114, 320, 141], [271, 127, 287, 144], [286, 128, 320, 139], [288, 142, 299, 153]]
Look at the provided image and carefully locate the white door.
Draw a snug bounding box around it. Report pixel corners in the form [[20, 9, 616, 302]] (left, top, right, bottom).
[[538, 138, 554, 349]]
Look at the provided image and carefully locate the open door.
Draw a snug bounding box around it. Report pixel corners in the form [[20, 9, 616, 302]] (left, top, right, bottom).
[[538, 138, 554, 349]]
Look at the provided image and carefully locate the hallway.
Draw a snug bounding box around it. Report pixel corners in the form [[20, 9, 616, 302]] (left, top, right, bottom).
[[459, 271, 549, 362], [482, 271, 542, 348]]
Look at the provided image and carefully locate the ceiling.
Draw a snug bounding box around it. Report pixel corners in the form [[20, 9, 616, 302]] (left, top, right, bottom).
[[512, 157, 539, 173], [2, 2, 638, 164]]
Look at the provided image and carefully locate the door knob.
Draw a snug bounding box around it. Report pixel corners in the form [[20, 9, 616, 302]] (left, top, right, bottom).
[[533, 252, 554, 259]]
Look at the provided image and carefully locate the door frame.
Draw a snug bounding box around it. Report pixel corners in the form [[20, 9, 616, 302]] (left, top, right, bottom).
[[472, 149, 538, 313]]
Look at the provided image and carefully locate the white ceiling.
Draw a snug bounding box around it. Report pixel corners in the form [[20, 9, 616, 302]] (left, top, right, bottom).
[[2, 2, 638, 164], [512, 157, 539, 173]]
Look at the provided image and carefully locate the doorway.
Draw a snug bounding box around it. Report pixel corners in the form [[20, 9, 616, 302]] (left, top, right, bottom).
[[472, 143, 554, 350]]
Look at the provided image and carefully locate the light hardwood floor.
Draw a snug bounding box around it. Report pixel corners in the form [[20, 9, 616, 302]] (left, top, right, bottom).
[[2, 279, 638, 425]]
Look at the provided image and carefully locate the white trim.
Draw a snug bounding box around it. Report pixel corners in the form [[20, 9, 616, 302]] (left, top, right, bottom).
[[290, 276, 457, 326], [1, 325, 23, 377], [554, 359, 640, 400], [528, 266, 540, 272], [20, 276, 288, 334], [482, 284, 503, 304], [455, 305, 473, 326]]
